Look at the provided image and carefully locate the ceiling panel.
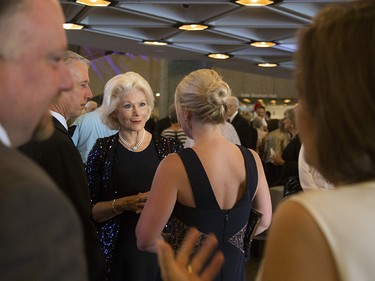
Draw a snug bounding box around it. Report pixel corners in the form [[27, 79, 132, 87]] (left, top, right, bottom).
[[60, 0, 352, 79]]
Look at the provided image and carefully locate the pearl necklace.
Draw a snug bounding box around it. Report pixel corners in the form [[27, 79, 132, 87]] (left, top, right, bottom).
[[119, 129, 146, 151]]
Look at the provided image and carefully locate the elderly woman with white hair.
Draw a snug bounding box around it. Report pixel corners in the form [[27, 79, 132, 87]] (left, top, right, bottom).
[[86, 72, 183, 281]]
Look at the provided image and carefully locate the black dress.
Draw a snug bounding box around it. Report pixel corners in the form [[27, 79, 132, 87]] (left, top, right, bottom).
[[167, 146, 258, 281], [272, 134, 301, 186], [110, 142, 160, 281], [87, 133, 183, 281]]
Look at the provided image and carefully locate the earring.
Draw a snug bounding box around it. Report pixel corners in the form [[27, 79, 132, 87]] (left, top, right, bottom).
[[185, 119, 190, 130]]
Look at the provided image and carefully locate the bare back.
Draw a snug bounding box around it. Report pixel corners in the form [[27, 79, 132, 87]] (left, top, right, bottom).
[[176, 138, 250, 210]]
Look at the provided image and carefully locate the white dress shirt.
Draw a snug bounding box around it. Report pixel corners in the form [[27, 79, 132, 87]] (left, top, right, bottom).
[[0, 122, 11, 147], [50, 111, 68, 130]]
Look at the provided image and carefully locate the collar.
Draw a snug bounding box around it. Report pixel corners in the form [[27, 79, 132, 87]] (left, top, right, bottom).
[[0, 122, 11, 147], [229, 111, 238, 122], [50, 111, 68, 131]]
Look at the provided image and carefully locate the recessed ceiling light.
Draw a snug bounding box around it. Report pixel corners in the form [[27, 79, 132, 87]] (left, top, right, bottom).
[[75, 0, 111, 7], [257, 62, 278, 68], [63, 23, 84, 30], [250, 41, 277, 48], [235, 0, 274, 6], [143, 40, 169, 46], [179, 24, 208, 31], [208, 53, 230, 60], [284, 99, 291, 104]]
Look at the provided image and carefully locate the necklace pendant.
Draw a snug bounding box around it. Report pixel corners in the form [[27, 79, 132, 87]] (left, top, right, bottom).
[[119, 129, 146, 152]]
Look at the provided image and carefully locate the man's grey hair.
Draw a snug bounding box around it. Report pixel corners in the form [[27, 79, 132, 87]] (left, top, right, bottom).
[[228, 96, 240, 109], [63, 50, 90, 68]]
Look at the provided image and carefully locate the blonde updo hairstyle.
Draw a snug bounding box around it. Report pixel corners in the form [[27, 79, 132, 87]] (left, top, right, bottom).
[[174, 69, 231, 124], [100, 72, 154, 130]]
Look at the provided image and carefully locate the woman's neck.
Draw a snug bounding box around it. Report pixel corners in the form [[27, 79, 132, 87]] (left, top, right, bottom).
[[118, 128, 146, 151], [190, 122, 224, 144]]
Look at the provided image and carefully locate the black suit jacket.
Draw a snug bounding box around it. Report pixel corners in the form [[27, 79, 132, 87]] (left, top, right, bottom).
[[0, 142, 87, 281], [231, 113, 258, 150], [155, 116, 171, 135], [20, 117, 105, 281]]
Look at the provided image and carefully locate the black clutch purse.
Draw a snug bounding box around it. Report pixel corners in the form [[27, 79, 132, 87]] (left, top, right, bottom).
[[244, 208, 263, 261], [283, 176, 303, 197]]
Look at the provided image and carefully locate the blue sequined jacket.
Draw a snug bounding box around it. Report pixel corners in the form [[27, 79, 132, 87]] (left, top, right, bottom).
[[86, 133, 183, 279]]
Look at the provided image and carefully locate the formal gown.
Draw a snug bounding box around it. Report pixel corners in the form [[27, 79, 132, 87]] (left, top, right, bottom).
[[167, 146, 258, 281]]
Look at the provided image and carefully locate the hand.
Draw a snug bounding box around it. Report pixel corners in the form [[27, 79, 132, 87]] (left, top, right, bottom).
[[156, 228, 225, 281], [270, 154, 285, 166], [118, 192, 149, 214]]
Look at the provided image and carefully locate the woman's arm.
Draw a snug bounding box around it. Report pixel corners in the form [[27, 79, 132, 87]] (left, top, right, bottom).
[[136, 153, 183, 253], [256, 200, 339, 281], [250, 149, 272, 235], [92, 192, 149, 222]]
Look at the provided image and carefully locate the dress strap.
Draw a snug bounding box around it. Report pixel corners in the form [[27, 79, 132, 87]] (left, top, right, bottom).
[[237, 145, 258, 201], [177, 148, 219, 208]]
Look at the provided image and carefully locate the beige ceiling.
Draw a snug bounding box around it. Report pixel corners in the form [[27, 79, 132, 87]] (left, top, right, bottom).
[[61, 0, 351, 80]]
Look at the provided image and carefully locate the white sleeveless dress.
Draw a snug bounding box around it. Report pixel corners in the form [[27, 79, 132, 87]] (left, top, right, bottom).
[[257, 180, 375, 281]]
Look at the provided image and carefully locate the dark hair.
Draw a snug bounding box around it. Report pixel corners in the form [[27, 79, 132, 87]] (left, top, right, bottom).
[[296, 0, 375, 183], [267, 119, 279, 132]]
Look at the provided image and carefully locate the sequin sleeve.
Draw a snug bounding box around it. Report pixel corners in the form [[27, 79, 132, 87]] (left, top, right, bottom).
[[86, 139, 104, 205], [86, 135, 118, 205], [153, 134, 184, 160]]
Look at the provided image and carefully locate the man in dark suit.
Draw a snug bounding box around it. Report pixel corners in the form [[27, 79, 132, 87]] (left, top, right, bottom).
[[227, 96, 258, 150], [20, 51, 105, 281], [0, 1, 88, 280], [155, 103, 175, 135]]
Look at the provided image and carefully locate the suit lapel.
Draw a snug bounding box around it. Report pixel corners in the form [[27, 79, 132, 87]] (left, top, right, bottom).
[[52, 117, 74, 144]]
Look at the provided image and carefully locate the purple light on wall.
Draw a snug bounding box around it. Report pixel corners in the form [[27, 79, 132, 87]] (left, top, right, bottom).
[[140, 55, 149, 61], [90, 62, 104, 81], [105, 55, 122, 75], [82, 46, 105, 81]]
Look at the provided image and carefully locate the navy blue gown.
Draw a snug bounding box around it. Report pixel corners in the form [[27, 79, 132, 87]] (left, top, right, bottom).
[[167, 146, 258, 281]]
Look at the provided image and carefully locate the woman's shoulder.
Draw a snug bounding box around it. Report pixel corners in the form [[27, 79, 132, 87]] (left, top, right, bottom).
[[259, 197, 340, 281], [96, 133, 118, 144], [153, 134, 184, 154], [90, 133, 118, 156]]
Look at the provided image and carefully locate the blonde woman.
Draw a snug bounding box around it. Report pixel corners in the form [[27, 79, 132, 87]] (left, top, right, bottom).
[[137, 69, 271, 281]]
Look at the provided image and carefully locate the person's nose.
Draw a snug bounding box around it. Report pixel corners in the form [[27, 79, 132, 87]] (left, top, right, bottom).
[[133, 105, 140, 116], [85, 87, 93, 101]]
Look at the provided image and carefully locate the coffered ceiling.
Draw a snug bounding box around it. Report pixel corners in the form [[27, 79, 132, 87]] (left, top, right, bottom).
[[60, 0, 351, 80]]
